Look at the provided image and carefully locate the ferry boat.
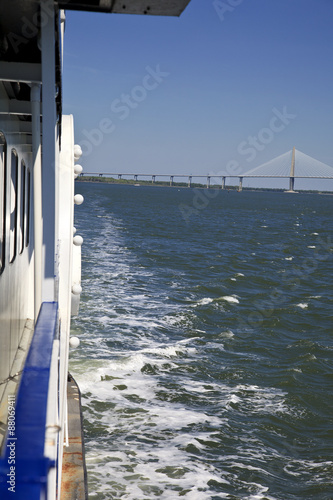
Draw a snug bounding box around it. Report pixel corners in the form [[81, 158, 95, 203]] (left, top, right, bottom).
[[0, 1, 190, 498]]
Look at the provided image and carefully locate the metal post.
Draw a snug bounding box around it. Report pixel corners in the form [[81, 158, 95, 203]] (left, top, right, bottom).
[[221, 177, 226, 190], [41, 3, 57, 302], [239, 177, 243, 191], [31, 84, 42, 324]]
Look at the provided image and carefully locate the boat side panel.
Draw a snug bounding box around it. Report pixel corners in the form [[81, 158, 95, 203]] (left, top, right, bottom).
[[0, 104, 34, 415]]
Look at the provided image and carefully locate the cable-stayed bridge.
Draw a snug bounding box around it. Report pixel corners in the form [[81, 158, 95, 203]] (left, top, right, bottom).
[[241, 148, 333, 191], [82, 148, 333, 191]]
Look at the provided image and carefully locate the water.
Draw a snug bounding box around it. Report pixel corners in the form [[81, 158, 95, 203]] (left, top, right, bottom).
[[69, 184, 333, 499]]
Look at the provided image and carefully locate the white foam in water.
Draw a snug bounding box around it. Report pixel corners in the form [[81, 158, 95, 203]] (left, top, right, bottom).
[[296, 303, 308, 309], [182, 380, 223, 396], [177, 336, 201, 344], [229, 394, 241, 404], [72, 354, 291, 499], [103, 314, 162, 330], [77, 358, 231, 499], [218, 295, 240, 304], [247, 490, 278, 500], [80, 379, 281, 500], [219, 330, 234, 338], [72, 339, 290, 498], [140, 344, 196, 358], [195, 297, 214, 306], [307, 245, 316, 249], [148, 404, 221, 429], [85, 445, 229, 500], [232, 385, 288, 414], [71, 193, 333, 499], [163, 311, 196, 328]]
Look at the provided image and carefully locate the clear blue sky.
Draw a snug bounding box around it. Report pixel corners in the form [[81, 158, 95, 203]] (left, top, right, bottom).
[[63, 0, 333, 190]]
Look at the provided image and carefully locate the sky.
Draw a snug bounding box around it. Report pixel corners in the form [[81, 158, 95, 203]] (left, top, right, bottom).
[[62, 0, 333, 191]]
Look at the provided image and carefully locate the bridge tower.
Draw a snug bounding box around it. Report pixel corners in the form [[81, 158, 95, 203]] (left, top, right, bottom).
[[288, 146, 296, 192]]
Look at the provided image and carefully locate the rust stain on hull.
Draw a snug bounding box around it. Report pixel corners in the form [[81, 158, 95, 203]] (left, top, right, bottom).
[[60, 374, 88, 500]]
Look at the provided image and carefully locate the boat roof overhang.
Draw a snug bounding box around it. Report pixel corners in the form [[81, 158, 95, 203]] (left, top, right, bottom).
[[0, 0, 190, 127], [57, 0, 191, 16]]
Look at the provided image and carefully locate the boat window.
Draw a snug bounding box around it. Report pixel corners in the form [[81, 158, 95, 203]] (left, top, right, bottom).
[[10, 149, 18, 263], [19, 160, 26, 254], [26, 168, 31, 247], [0, 132, 6, 275]]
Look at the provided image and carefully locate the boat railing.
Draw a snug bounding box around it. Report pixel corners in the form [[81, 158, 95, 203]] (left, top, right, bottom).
[[0, 302, 59, 500]]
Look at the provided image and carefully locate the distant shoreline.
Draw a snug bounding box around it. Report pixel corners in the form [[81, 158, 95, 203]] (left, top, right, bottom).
[[76, 176, 333, 195]]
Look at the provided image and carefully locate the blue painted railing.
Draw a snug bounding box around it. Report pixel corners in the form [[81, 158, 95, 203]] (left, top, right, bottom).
[[0, 302, 59, 499]]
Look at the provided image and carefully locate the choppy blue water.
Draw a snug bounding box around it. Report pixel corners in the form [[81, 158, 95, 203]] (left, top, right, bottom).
[[70, 184, 333, 500]]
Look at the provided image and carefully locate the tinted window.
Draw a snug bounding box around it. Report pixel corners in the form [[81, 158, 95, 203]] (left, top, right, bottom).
[[19, 161, 26, 254], [10, 150, 18, 263], [0, 133, 6, 274], [26, 168, 30, 247]]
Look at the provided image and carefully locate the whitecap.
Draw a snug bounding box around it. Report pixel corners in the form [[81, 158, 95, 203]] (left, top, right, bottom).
[[198, 297, 214, 305], [289, 367, 302, 373], [141, 344, 195, 358], [192, 297, 214, 307], [296, 303, 308, 309], [219, 330, 234, 338], [285, 257, 293, 261], [218, 296, 239, 304], [229, 394, 241, 404], [236, 273, 245, 277], [307, 245, 316, 249], [234, 384, 287, 414]]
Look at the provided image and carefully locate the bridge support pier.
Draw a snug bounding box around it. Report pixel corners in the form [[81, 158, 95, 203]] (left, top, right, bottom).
[[221, 176, 226, 190], [170, 175, 174, 186], [152, 175, 156, 184], [207, 176, 210, 188], [118, 174, 122, 180], [289, 176, 295, 192], [238, 177, 243, 191], [134, 174, 138, 181], [188, 176, 192, 188], [286, 147, 296, 192]]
